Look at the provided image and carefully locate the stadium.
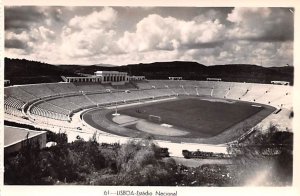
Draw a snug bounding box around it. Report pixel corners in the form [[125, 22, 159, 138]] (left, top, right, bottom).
[[3, 5, 296, 187], [4, 73, 293, 157]]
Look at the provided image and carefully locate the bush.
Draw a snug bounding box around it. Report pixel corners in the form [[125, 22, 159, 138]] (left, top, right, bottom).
[[227, 125, 293, 186], [46, 131, 68, 144], [6, 136, 247, 186]]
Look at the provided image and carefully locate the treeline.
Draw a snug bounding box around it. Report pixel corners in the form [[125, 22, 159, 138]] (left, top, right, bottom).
[[60, 61, 294, 84], [4, 58, 78, 85], [5, 58, 294, 85]]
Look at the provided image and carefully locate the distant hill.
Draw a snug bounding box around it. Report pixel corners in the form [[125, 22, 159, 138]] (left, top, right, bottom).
[[5, 58, 78, 85], [58, 63, 116, 68], [123, 61, 294, 84], [4, 58, 294, 85]]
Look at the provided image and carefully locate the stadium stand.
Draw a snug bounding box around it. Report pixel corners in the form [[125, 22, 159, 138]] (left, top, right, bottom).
[[65, 95, 94, 108], [211, 82, 231, 98], [241, 84, 270, 102], [134, 81, 153, 89], [73, 82, 108, 92], [136, 89, 154, 99], [20, 84, 56, 97], [4, 96, 25, 117], [5, 86, 37, 102], [4, 81, 293, 127], [35, 102, 70, 115], [45, 83, 79, 94], [87, 92, 119, 105], [30, 106, 69, 121], [46, 97, 81, 111], [171, 87, 187, 95], [4, 96, 25, 110], [270, 90, 293, 109], [135, 80, 167, 89], [225, 83, 251, 100]]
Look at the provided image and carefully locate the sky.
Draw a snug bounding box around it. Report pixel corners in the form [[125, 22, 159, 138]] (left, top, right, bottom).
[[4, 6, 294, 67]]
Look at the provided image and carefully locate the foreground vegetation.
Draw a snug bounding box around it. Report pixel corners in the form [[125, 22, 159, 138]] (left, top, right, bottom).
[[227, 124, 293, 186], [5, 125, 293, 186], [5, 134, 179, 185]]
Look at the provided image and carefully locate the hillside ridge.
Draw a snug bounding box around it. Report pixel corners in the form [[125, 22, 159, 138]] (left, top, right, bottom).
[[5, 58, 294, 85]]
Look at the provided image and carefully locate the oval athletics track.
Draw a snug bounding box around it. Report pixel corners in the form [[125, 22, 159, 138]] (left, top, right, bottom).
[[82, 96, 276, 145]]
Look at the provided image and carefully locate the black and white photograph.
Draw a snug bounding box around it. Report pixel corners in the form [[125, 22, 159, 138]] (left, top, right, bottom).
[[1, 0, 299, 195]]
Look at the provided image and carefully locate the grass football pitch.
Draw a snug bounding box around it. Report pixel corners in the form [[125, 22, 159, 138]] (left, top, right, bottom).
[[119, 98, 263, 138]]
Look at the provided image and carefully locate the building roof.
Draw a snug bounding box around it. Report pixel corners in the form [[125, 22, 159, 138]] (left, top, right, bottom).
[[4, 126, 46, 147], [94, 71, 127, 74], [271, 81, 290, 83]]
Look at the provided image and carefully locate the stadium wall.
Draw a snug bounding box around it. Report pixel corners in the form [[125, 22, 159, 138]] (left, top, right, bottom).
[[4, 126, 47, 155]]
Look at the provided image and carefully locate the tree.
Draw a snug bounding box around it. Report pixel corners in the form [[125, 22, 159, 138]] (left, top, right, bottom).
[[227, 124, 293, 186], [114, 138, 177, 185]]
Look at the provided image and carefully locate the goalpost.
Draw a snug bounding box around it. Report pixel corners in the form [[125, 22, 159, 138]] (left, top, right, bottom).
[[148, 115, 162, 123]]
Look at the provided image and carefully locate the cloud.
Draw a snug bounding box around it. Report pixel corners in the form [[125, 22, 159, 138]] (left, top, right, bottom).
[[43, 7, 64, 26], [172, 39, 293, 67], [61, 28, 117, 57], [117, 14, 226, 52], [227, 7, 294, 42], [47, 7, 63, 22], [5, 39, 28, 49], [5, 31, 31, 49], [5, 25, 56, 48], [38, 26, 55, 40], [69, 7, 117, 30], [4, 7, 293, 67], [60, 7, 120, 58], [4, 7, 57, 54], [5, 6, 45, 31]]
